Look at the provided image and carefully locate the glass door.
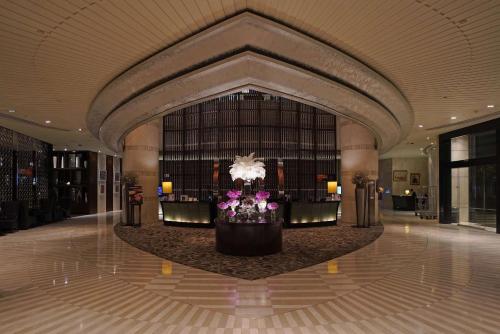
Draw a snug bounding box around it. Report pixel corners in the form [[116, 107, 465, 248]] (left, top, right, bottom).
[[452, 165, 497, 231]]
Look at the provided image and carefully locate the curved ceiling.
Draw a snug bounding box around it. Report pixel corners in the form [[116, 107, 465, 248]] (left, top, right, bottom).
[[1, 0, 499, 157], [89, 12, 412, 153]]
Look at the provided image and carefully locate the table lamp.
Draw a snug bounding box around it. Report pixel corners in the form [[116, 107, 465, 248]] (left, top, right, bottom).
[[162, 181, 173, 194], [327, 180, 338, 200]]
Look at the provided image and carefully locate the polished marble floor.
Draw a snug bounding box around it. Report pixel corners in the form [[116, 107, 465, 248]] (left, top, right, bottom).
[[1, 212, 499, 333]]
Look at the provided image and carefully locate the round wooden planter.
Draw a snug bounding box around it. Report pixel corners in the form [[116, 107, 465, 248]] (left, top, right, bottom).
[[215, 219, 283, 256]]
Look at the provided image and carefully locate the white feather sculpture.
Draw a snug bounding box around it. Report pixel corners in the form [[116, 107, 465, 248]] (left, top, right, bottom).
[[229, 153, 266, 182]]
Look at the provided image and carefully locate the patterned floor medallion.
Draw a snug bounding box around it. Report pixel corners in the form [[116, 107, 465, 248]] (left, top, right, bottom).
[[114, 221, 384, 280]]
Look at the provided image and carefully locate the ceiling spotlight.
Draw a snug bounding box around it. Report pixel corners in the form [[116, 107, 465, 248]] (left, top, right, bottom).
[[98, 150, 101, 153], [45, 120, 51, 124], [450, 116, 457, 120], [426, 136, 430, 140], [487, 105, 495, 108], [8, 109, 15, 113], [77, 128, 82, 132], [418, 124, 424, 128], [63, 148, 67, 151], [431, 142, 434, 145]]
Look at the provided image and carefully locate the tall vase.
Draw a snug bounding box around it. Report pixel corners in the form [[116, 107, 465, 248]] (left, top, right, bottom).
[[355, 187, 367, 227]]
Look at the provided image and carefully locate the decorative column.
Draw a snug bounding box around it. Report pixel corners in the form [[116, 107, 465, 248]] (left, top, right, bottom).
[[427, 145, 439, 216], [122, 120, 160, 225], [340, 118, 379, 224]]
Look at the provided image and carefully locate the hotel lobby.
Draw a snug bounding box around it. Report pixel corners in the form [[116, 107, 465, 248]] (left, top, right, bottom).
[[1, 1, 500, 333]]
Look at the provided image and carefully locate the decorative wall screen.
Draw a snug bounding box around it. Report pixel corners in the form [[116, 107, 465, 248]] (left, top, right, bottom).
[[0, 125, 52, 208], [162, 91, 338, 201]]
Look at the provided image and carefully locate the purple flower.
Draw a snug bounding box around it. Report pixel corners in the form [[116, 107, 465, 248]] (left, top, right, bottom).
[[226, 190, 242, 199], [255, 191, 270, 201], [267, 202, 279, 211], [227, 199, 240, 208], [217, 202, 229, 210], [227, 210, 236, 218]]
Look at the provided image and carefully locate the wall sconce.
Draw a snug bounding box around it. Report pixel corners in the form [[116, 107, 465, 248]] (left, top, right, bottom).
[[162, 181, 173, 194]]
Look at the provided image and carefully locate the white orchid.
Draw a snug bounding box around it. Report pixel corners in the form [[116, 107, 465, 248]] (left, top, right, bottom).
[[229, 153, 266, 182]]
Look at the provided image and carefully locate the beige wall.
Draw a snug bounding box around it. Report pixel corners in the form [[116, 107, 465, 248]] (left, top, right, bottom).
[[392, 157, 429, 196], [378, 157, 430, 209]]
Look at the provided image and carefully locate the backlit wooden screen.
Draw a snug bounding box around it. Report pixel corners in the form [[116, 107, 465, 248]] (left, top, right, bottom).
[[163, 91, 337, 201]]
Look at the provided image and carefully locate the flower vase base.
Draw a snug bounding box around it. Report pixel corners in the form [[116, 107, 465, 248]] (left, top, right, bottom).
[[215, 219, 283, 256]]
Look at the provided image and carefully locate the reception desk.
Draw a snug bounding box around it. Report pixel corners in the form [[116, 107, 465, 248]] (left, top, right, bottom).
[[392, 195, 415, 211], [285, 201, 340, 227], [161, 200, 340, 228], [161, 201, 215, 227]]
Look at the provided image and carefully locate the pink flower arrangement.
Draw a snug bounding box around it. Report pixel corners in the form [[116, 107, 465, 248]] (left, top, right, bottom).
[[255, 191, 270, 202], [217, 202, 229, 210], [227, 199, 240, 208], [217, 189, 279, 223], [132, 193, 143, 203], [226, 190, 242, 199], [267, 202, 279, 211]]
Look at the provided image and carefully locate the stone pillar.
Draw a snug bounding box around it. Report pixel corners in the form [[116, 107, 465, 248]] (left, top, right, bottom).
[[122, 120, 160, 225], [340, 118, 379, 224]]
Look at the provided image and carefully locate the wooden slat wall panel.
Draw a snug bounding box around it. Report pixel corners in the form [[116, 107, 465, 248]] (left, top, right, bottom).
[[162, 91, 337, 201]]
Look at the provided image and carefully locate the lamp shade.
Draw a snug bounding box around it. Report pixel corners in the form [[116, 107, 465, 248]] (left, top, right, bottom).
[[327, 181, 338, 194], [162, 181, 173, 194]]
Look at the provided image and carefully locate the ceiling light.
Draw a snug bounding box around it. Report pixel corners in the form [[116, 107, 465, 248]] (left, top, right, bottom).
[[45, 120, 51, 124], [418, 125, 423, 128], [77, 128, 82, 132], [431, 142, 434, 145], [487, 105, 494, 108], [98, 150, 101, 153], [426, 136, 430, 140], [420, 147, 424, 150], [450, 116, 457, 120], [64, 148, 67, 151], [8, 109, 15, 113]]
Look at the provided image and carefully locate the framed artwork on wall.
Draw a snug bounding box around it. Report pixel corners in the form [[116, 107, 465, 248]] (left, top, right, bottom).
[[99, 170, 107, 181], [393, 170, 408, 182], [410, 173, 421, 185]]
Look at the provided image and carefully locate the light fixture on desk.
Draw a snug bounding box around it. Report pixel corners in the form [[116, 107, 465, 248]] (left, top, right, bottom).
[[162, 181, 173, 194], [327, 175, 338, 200]]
